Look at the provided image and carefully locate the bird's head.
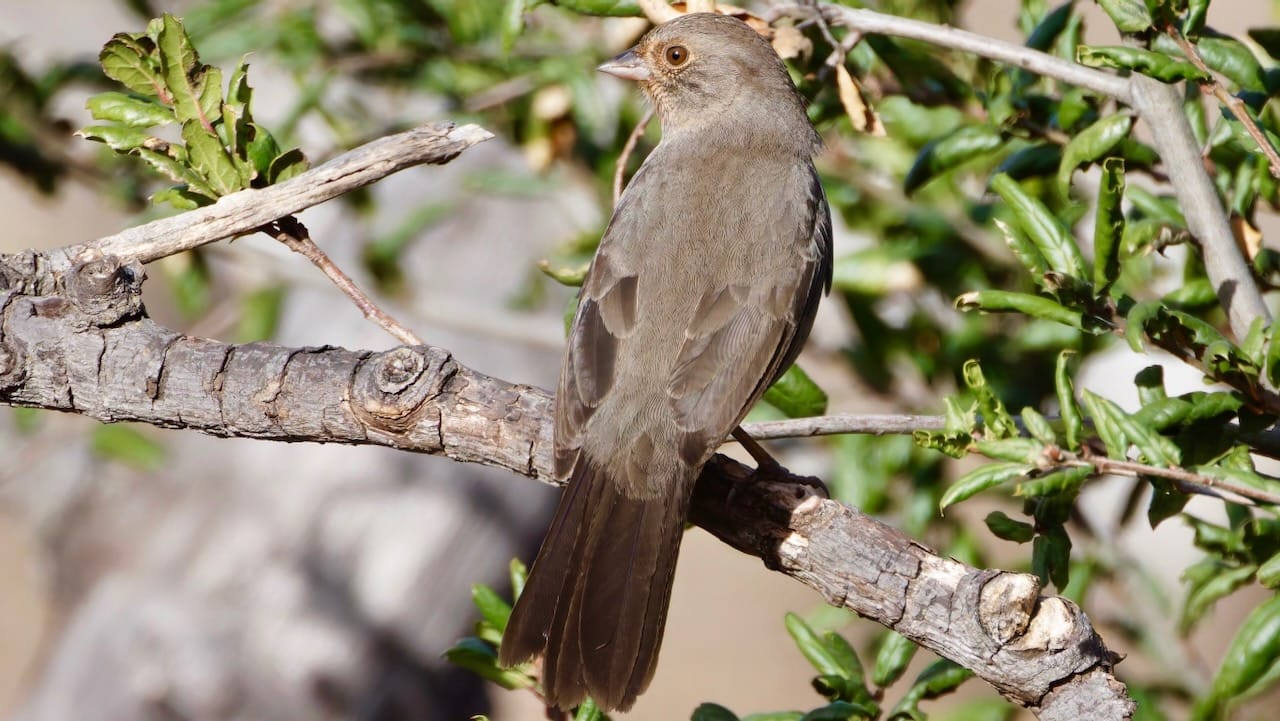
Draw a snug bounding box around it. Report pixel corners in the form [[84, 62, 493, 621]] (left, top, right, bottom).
[[599, 13, 814, 146]]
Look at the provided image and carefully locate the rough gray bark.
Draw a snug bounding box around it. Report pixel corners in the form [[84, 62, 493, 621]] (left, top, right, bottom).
[[0, 122, 1132, 719]]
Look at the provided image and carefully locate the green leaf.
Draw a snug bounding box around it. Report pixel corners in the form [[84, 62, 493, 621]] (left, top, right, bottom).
[[1166, 35, 1265, 92], [955, 290, 1083, 329], [552, 0, 641, 16], [151, 186, 210, 210], [1021, 407, 1056, 445], [91, 423, 166, 470], [1055, 351, 1083, 451], [235, 286, 284, 343], [509, 558, 528, 599], [1076, 46, 1209, 83], [99, 33, 165, 98], [501, 0, 528, 54], [85, 91, 174, 127], [975, 438, 1046, 464], [991, 174, 1086, 279], [472, 584, 512, 632], [1181, 563, 1257, 631], [1201, 595, 1280, 716], [158, 14, 214, 126], [764, 365, 828, 419], [246, 122, 283, 177], [939, 462, 1032, 511], [1183, 0, 1208, 36], [1016, 465, 1093, 498], [692, 703, 741, 721], [134, 147, 217, 198], [800, 701, 877, 721], [77, 124, 152, 151], [1080, 391, 1130, 459], [963, 361, 1018, 439], [1258, 552, 1280, 588], [904, 125, 1004, 194], [1096, 0, 1153, 33], [994, 143, 1062, 182], [985, 511, 1035, 543], [1024, 2, 1075, 51], [572, 698, 604, 721], [267, 147, 309, 184], [1093, 157, 1125, 291], [1058, 114, 1132, 193], [1032, 526, 1072, 588], [872, 632, 917, 688], [181, 119, 242, 196], [991, 217, 1050, 282], [785, 613, 855, 679], [444, 637, 535, 690]]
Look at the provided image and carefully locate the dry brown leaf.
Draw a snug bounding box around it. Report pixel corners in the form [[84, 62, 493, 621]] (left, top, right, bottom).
[[771, 25, 812, 60], [836, 63, 885, 136], [1232, 214, 1263, 260]]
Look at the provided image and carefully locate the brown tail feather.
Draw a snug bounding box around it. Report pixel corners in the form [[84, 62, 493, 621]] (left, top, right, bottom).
[[499, 458, 693, 711]]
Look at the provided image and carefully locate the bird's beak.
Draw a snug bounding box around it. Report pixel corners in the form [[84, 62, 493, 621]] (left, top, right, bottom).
[[598, 49, 650, 82]]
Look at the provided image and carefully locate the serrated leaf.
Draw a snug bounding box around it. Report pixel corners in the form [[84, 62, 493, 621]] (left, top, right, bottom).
[[991, 173, 1086, 279], [955, 290, 1084, 329], [99, 33, 165, 98], [158, 13, 213, 126], [1016, 465, 1093, 497], [1054, 351, 1083, 451], [1080, 391, 1129, 459], [764, 364, 828, 419], [1021, 407, 1056, 445], [1058, 114, 1132, 193], [975, 437, 1046, 464], [939, 462, 1032, 511], [134, 147, 217, 198], [181, 119, 241, 196], [77, 124, 152, 151], [1076, 46, 1208, 83], [85, 91, 174, 127], [1093, 157, 1125, 291]]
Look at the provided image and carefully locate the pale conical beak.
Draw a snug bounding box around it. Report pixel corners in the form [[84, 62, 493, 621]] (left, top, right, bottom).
[[598, 49, 650, 82]]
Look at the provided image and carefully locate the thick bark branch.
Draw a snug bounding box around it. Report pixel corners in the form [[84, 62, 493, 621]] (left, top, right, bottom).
[[0, 265, 1128, 718]]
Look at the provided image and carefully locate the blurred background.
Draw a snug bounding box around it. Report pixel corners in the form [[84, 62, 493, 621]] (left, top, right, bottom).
[[2, 1, 1279, 720]]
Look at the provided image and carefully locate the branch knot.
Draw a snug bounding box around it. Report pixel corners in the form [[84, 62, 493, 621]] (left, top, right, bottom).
[[67, 256, 145, 328], [351, 345, 455, 434]]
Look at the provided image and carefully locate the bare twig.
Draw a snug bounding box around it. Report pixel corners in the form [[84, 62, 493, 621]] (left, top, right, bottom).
[[1169, 30, 1280, 180], [741, 413, 944, 438], [1074, 453, 1280, 506], [69, 123, 492, 270], [613, 107, 654, 205], [264, 216, 422, 346]]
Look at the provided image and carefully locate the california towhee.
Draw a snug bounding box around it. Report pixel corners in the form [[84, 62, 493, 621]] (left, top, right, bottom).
[[500, 12, 832, 711]]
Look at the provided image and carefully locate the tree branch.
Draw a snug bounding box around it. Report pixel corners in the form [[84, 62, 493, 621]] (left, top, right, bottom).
[[31, 122, 493, 276], [0, 251, 1129, 719]]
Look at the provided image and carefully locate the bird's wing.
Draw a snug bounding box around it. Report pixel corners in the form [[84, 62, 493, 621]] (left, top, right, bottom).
[[553, 240, 639, 478], [666, 166, 832, 465]]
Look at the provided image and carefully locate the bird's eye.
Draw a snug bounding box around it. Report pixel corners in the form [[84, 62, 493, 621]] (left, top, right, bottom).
[[664, 45, 689, 66]]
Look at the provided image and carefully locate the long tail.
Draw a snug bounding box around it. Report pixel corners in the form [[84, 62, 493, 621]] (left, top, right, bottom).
[[499, 457, 693, 711]]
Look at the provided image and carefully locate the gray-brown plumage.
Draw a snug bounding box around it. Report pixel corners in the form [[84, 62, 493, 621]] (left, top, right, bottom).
[[499, 12, 831, 712]]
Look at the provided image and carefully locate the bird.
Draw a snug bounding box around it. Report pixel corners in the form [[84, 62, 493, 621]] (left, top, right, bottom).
[[498, 12, 831, 712]]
